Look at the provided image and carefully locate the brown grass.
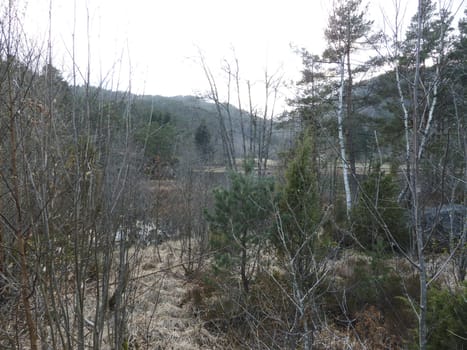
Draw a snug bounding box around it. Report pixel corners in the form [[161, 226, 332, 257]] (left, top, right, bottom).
[[113, 241, 228, 349]]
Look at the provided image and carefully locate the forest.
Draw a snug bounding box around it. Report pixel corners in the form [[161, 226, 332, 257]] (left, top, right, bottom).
[[0, 0, 465, 349]]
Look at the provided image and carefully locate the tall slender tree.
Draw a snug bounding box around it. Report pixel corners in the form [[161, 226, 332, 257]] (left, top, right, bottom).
[[324, 0, 377, 209]]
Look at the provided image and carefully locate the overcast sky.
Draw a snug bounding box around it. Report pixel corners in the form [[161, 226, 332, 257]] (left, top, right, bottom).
[[22, 0, 465, 103]]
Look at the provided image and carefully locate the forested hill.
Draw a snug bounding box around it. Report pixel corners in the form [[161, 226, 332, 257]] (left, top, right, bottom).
[[94, 91, 291, 166], [129, 94, 260, 164], [92, 69, 405, 168], [75, 65, 436, 171]]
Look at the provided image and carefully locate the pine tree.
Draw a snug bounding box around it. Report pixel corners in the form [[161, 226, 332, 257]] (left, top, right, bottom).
[[207, 171, 274, 294], [324, 0, 377, 203]]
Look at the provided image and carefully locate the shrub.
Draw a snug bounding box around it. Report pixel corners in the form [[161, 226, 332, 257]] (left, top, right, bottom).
[[424, 283, 467, 350], [329, 255, 418, 342]]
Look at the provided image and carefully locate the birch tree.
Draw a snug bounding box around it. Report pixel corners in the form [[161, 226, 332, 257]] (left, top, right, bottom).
[[324, 0, 377, 208], [380, 1, 463, 348], [336, 54, 353, 216], [385, 0, 456, 204], [410, 3, 428, 348]]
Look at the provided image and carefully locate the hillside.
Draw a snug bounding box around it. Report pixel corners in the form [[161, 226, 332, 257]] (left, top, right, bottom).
[[131, 94, 289, 164]]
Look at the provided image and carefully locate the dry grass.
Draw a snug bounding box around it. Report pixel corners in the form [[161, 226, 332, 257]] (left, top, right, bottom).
[[4, 241, 227, 350], [109, 241, 228, 349], [9, 240, 462, 349]]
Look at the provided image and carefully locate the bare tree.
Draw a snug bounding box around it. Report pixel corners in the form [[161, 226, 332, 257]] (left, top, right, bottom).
[[198, 51, 282, 176], [199, 52, 237, 172], [0, 3, 41, 348], [0, 2, 154, 349], [409, 5, 429, 348], [381, 1, 460, 348]]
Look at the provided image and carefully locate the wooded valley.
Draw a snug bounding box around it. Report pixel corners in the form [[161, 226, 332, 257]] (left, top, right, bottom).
[[0, 0, 465, 349]]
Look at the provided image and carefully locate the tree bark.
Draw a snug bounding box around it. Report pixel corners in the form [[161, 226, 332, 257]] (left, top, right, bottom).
[[345, 47, 357, 196], [337, 55, 352, 216]]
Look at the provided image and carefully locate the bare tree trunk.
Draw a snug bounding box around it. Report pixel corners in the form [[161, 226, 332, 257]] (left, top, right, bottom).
[[223, 66, 237, 169], [260, 69, 281, 177], [247, 81, 257, 159], [263, 91, 276, 175], [395, 61, 411, 193], [417, 68, 439, 160], [337, 55, 352, 216], [234, 57, 247, 160], [382, 0, 412, 205], [345, 47, 357, 196]]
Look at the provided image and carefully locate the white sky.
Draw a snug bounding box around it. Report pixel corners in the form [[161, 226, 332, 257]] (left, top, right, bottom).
[[21, 0, 465, 107]]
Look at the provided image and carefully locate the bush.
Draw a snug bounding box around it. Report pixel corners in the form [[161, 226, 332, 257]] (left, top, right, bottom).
[[329, 255, 418, 342], [424, 283, 467, 350]]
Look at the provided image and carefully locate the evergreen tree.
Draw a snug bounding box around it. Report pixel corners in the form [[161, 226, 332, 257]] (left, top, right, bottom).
[[273, 128, 328, 349], [275, 128, 327, 285], [402, 0, 439, 67], [207, 171, 274, 294], [324, 0, 377, 193], [194, 120, 213, 162], [278, 130, 321, 245], [135, 113, 177, 162]]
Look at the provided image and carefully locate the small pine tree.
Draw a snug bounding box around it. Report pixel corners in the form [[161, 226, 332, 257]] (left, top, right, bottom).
[[206, 171, 274, 294], [278, 129, 321, 249], [424, 283, 467, 350]]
